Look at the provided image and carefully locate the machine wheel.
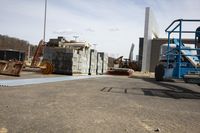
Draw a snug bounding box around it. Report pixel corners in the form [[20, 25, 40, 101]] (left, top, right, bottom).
[[40, 60, 53, 74], [155, 64, 165, 81]]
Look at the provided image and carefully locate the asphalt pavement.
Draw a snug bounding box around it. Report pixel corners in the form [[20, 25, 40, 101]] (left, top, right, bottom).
[[0, 75, 200, 133]]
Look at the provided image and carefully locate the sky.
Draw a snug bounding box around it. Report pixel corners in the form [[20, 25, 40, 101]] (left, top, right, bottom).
[[0, 0, 200, 58]]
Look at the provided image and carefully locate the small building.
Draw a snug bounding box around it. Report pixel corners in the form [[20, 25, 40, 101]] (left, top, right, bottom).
[[0, 49, 25, 61]]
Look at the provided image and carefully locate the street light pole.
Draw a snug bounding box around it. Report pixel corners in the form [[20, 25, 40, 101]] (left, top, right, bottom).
[[43, 0, 47, 43]]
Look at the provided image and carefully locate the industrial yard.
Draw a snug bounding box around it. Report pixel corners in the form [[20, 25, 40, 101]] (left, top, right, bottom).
[[1, 0, 200, 133], [0, 72, 200, 132]]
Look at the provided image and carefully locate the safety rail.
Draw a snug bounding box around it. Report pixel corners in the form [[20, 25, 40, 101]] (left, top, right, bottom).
[[165, 19, 200, 78], [165, 19, 200, 32]]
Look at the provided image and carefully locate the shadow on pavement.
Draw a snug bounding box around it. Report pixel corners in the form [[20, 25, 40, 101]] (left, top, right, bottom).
[[141, 78, 200, 99]]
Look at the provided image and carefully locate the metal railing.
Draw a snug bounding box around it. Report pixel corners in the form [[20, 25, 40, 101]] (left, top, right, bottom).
[[165, 19, 200, 78]]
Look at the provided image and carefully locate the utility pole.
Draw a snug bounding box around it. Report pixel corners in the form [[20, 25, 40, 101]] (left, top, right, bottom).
[[27, 44, 30, 61], [43, 0, 47, 43]]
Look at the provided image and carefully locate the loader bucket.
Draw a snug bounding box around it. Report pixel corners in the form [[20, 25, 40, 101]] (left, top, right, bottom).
[[0, 60, 23, 76]]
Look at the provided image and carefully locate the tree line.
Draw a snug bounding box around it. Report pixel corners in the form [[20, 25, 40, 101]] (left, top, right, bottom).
[[0, 34, 37, 58]]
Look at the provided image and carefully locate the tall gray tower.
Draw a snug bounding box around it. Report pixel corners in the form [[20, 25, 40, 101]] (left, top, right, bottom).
[[141, 7, 159, 72]]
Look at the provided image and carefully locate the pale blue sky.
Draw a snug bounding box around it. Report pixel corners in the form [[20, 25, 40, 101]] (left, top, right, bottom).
[[0, 0, 200, 58]]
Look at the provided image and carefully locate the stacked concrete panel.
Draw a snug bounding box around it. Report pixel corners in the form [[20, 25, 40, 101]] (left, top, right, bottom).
[[43, 38, 91, 75], [108, 57, 115, 68], [88, 49, 97, 75], [101, 52, 108, 74], [76, 48, 90, 74], [43, 47, 73, 74], [96, 53, 103, 75], [44, 37, 109, 75], [104, 54, 108, 73], [46, 37, 66, 47], [97, 52, 108, 74]]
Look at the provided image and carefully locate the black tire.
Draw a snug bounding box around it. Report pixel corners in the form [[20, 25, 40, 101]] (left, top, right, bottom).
[[155, 64, 165, 81]]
